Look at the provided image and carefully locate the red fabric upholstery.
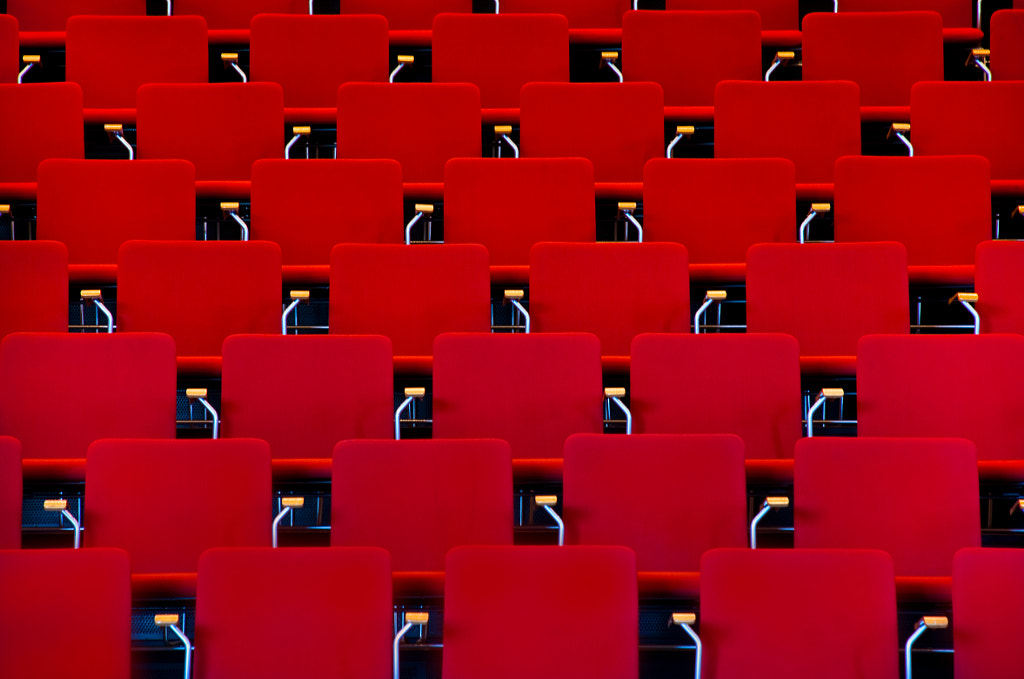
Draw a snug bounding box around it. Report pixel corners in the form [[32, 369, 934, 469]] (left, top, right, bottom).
[[833, 155, 991, 286], [912, 82, 1024, 190], [976, 240, 1024, 334], [858, 334, 1024, 467], [665, 0, 797, 31], [85, 438, 272, 597], [746, 242, 909, 376], [443, 158, 596, 284], [0, 83, 83, 184], [0, 333, 176, 480], [0, 15, 17, 84], [337, 83, 480, 185], [0, 437, 21, 550], [795, 437, 979, 602], [623, 10, 761, 116], [331, 439, 513, 587], [715, 81, 860, 187], [251, 14, 388, 117], [700, 548, 898, 679], [802, 11, 943, 118], [329, 244, 491, 374], [520, 82, 664, 184], [174, 0, 306, 29], [0, 548, 130, 679], [433, 333, 603, 477], [642, 158, 796, 282], [433, 13, 569, 112], [991, 10, 1024, 80], [563, 433, 746, 598], [37, 160, 196, 283], [251, 159, 404, 284], [221, 335, 394, 478], [529, 242, 689, 370], [631, 333, 802, 464], [443, 545, 638, 679], [338, 0, 471, 30], [953, 548, 1024, 678], [196, 547, 393, 679], [501, 0, 629, 28], [7, 0, 142, 31], [136, 83, 284, 182], [0, 241, 68, 340], [66, 16, 208, 122], [840, 0, 980, 42]]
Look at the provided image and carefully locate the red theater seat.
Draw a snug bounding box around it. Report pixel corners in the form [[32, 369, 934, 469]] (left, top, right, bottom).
[[665, 0, 801, 48], [700, 548, 898, 679], [65, 16, 208, 125], [196, 547, 393, 679], [332, 439, 513, 597], [0, 437, 21, 550], [501, 0, 631, 44], [953, 548, 1024, 678], [443, 157, 596, 285], [642, 158, 796, 283], [329, 244, 491, 375], [0, 241, 68, 340], [339, 0, 472, 46], [0, 15, 17, 83], [795, 437, 980, 603], [802, 11, 943, 123], [117, 241, 282, 376], [250, 14, 389, 125], [85, 438, 272, 598], [839, 0, 982, 44], [0, 333, 177, 481], [833, 155, 991, 286], [529, 242, 690, 373], [37, 160, 196, 284], [976, 240, 1024, 334], [563, 433, 747, 598], [991, 10, 1024, 80], [745, 242, 909, 376], [433, 333, 603, 482], [714, 80, 861, 199], [221, 335, 395, 480], [250, 159, 404, 284], [173, 0, 307, 44], [0, 549, 131, 679], [7, 0, 144, 48], [443, 546, 638, 679]]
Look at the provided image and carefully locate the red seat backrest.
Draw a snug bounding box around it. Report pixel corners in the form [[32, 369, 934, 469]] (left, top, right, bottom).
[[500, 0, 631, 28], [0, 437, 22, 549], [976, 240, 1024, 334], [0, 83, 84, 183], [7, 0, 143, 31], [953, 548, 1024, 677], [991, 10, 1024, 80], [0, 241, 68, 341], [338, 0, 472, 30], [0, 15, 17, 83], [173, 0, 307, 29], [665, 0, 798, 31], [840, 0, 972, 28]]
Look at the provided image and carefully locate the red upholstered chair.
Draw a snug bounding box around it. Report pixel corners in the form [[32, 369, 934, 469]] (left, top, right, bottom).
[[116, 241, 283, 376], [991, 10, 1024, 80], [794, 437, 979, 603], [0, 548, 131, 679], [622, 10, 761, 124], [665, 0, 801, 48], [84, 438, 272, 598], [173, 0, 307, 43], [196, 547, 393, 679], [136, 83, 284, 197], [339, 0, 472, 46], [0, 83, 83, 200], [337, 83, 480, 196], [745, 242, 910, 376], [500, 0, 631, 44], [0, 333, 177, 481], [857, 333, 1024, 483], [802, 11, 943, 123], [839, 0, 983, 44], [642, 157, 796, 283], [65, 16, 208, 125], [332, 439, 513, 597], [432, 13, 569, 124], [443, 546, 638, 679], [443, 157, 596, 285], [221, 335, 394, 479], [37, 159, 196, 284], [250, 14, 388, 126], [520, 82, 664, 194], [529, 242, 690, 373], [630, 333, 803, 482], [433, 333, 604, 482], [0, 15, 17, 84], [911, 81, 1024, 198], [953, 548, 1024, 678], [250, 159, 404, 284], [563, 433, 747, 599], [0, 437, 21, 550], [329, 244, 492, 375], [714, 80, 861, 199], [699, 548, 898, 679], [0, 241, 68, 340], [976, 240, 1024, 334], [7, 0, 144, 48], [833, 155, 991, 286]]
